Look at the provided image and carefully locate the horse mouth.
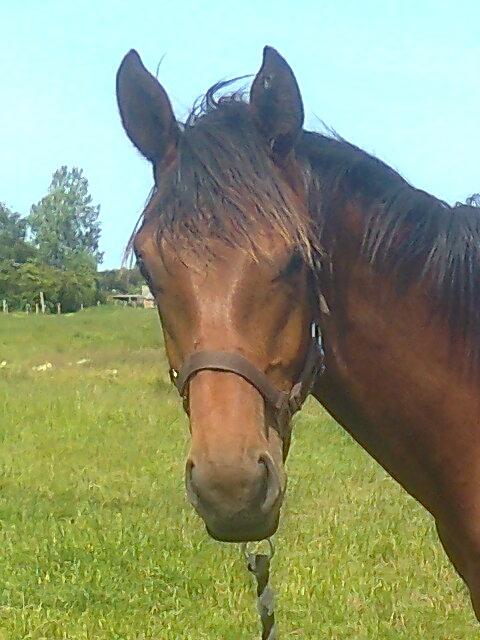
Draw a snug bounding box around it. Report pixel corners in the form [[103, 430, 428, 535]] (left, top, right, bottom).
[[198, 500, 282, 543], [205, 513, 280, 543]]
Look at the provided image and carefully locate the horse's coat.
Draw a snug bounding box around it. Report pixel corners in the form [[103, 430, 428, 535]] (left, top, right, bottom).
[[117, 46, 480, 622]]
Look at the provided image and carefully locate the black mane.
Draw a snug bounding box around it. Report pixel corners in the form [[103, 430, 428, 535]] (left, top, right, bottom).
[[298, 130, 480, 366]]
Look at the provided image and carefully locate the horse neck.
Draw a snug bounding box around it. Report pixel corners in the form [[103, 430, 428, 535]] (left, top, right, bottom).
[[313, 199, 478, 444]]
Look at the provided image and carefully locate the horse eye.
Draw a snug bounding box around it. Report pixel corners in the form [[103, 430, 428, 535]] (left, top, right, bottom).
[[136, 257, 155, 292], [277, 251, 304, 280]]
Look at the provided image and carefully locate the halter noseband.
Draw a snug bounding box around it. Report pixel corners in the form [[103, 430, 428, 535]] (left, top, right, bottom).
[[169, 322, 325, 435]]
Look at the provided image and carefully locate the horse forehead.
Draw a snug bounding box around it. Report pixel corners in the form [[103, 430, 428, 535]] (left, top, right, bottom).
[[187, 252, 270, 292], [139, 226, 286, 270], [135, 221, 295, 302]]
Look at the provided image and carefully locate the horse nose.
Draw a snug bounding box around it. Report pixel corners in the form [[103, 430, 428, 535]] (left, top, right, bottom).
[[185, 452, 281, 516]]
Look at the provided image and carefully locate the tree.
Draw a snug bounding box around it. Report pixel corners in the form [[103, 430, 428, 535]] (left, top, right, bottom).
[[0, 203, 36, 263], [58, 250, 100, 310], [28, 166, 103, 268], [97, 266, 143, 295], [0, 258, 100, 312], [0, 203, 37, 306], [1, 173, 103, 311]]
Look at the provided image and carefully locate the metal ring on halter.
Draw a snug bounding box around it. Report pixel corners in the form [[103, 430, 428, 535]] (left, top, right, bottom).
[[241, 537, 275, 561]]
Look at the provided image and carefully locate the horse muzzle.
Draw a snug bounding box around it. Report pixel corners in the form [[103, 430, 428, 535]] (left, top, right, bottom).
[[185, 452, 285, 542]]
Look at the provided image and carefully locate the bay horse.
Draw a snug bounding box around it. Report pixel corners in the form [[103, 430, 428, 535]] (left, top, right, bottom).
[[116, 47, 480, 622]]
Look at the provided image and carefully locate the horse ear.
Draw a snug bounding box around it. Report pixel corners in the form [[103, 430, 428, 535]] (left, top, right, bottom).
[[116, 50, 179, 165], [250, 46, 304, 162]]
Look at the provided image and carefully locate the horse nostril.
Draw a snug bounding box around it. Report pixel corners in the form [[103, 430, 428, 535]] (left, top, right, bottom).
[[258, 453, 281, 513], [185, 459, 199, 507], [186, 455, 281, 516]]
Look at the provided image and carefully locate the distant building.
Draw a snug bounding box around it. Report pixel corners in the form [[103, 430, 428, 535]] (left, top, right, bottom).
[[141, 285, 155, 309], [112, 285, 155, 309]]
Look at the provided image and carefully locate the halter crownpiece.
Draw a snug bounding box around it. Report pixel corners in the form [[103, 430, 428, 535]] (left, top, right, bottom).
[[169, 321, 325, 433]]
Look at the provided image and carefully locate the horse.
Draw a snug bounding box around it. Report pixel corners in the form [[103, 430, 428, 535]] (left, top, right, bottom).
[[116, 46, 480, 622]]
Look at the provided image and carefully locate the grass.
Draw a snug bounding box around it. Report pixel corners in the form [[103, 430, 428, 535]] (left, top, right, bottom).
[[0, 306, 477, 639]]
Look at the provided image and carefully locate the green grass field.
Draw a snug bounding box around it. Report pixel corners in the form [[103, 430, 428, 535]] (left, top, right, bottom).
[[0, 306, 477, 639]]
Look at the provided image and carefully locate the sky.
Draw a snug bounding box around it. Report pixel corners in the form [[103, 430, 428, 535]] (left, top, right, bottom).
[[1, 1, 479, 269]]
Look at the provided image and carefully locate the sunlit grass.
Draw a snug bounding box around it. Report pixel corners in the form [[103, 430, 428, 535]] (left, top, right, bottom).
[[0, 307, 477, 638]]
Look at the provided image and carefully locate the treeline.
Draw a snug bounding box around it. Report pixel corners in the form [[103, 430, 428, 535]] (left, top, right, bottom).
[[98, 267, 144, 295], [0, 166, 141, 313]]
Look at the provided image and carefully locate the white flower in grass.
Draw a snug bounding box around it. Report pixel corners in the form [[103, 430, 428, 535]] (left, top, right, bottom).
[[32, 362, 53, 372]]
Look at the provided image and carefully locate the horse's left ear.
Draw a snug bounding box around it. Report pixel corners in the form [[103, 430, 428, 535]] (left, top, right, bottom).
[[250, 46, 304, 163]]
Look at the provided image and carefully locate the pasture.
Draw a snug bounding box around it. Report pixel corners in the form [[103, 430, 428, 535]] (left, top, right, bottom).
[[0, 307, 477, 639]]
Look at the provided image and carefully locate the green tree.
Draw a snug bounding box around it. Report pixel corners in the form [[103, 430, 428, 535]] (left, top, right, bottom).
[[28, 166, 103, 268], [0, 203, 36, 263], [97, 267, 143, 295], [0, 259, 99, 313], [58, 251, 100, 311]]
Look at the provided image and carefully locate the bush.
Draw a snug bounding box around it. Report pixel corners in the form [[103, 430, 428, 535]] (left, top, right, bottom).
[[0, 254, 100, 313]]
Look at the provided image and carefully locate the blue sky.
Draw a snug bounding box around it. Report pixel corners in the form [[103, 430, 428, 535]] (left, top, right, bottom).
[[2, 1, 479, 268]]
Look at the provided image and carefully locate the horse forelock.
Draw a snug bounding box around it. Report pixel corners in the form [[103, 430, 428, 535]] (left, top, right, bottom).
[[133, 86, 316, 266]]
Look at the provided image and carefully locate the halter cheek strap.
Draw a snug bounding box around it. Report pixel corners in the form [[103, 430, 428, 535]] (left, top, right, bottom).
[[169, 322, 325, 435]]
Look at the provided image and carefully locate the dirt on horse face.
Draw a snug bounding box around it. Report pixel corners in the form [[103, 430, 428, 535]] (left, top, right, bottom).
[[116, 47, 318, 542]]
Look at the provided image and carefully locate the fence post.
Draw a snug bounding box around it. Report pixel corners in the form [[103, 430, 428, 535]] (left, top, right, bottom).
[[57, 303, 61, 315], [26, 303, 31, 315], [80, 303, 84, 311], [2, 300, 7, 314], [39, 291, 46, 314], [35, 303, 39, 315]]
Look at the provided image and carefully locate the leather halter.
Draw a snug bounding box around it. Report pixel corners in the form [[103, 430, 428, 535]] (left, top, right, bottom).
[[169, 322, 325, 435]]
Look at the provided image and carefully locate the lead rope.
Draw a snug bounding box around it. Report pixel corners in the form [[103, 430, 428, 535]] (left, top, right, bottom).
[[241, 539, 278, 639]]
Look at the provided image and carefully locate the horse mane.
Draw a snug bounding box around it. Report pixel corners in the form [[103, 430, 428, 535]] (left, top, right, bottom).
[[299, 131, 480, 369], [135, 83, 480, 369]]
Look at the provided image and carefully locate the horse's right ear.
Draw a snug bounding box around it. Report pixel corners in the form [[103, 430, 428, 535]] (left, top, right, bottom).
[[116, 50, 179, 165]]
